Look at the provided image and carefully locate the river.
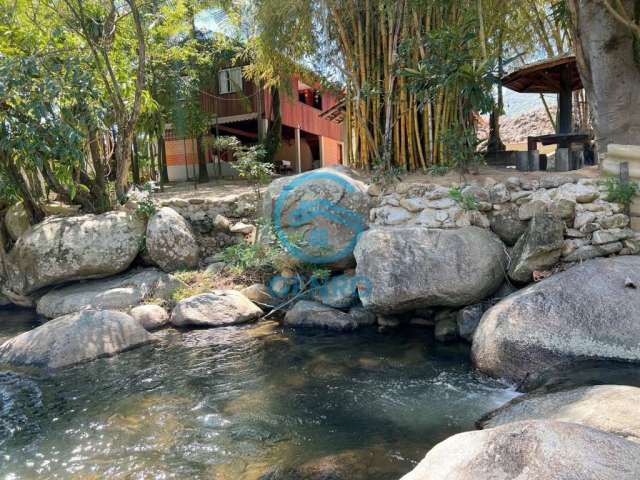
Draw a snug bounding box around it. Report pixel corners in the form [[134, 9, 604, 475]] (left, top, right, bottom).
[[0, 308, 518, 479]]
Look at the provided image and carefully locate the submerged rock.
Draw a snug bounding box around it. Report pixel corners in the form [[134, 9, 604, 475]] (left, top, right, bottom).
[[478, 385, 640, 443], [354, 226, 507, 313], [472, 257, 640, 384], [400, 420, 640, 480], [0, 310, 155, 369], [283, 300, 358, 331], [171, 291, 262, 327], [146, 207, 200, 272], [36, 268, 184, 318], [5, 211, 146, 295]]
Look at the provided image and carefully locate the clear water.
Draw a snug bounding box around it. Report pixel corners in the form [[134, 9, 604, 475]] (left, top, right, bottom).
[[0, 308, 518, 480]]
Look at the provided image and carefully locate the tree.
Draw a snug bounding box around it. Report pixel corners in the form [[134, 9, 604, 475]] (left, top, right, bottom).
[[568, 0, 640, 149], [56, 0, 147, 200]]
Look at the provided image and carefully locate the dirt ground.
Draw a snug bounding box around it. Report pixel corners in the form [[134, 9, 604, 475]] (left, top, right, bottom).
[[152, 165, 604, 201]]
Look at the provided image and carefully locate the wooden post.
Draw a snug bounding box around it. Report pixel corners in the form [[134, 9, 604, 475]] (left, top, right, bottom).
[[558, 65, 573, 134], [295, 127, 302, 173]]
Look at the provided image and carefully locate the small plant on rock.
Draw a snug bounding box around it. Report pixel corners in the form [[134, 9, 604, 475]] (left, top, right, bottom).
[[603, 176, 639, 208], [449, 186, 479, 211]]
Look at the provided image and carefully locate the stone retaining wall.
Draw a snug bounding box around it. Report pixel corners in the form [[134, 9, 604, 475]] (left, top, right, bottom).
[[368, 175, 640, 264], [157, 191, 259, 259]]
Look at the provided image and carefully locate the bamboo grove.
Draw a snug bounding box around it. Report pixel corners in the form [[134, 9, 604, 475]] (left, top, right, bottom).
[[249, 0, 568, 171]]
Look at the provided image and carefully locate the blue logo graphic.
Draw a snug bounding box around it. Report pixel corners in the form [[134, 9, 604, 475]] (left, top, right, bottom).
[[268, 171, 370, 303], [273, 171, 367, 265]]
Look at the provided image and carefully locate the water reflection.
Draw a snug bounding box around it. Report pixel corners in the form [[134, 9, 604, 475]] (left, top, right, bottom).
[[0, 316, 518, 479]]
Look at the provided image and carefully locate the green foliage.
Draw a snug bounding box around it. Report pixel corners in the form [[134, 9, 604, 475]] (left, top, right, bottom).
[[136, 198, 157, 219], [427, 165, 450, 177], [603, 177, 639, 207], [209, 135, 274, 199], [440, 127, 484, 175], [449, 186, 479, 211]]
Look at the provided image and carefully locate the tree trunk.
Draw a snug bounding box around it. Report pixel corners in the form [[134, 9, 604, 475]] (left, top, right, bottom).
[[115, 129, 134, 200], [158, 132, 169, 184], [569, 0, 640, 151], [3, 156, 45, 224], [263, 86, 282, 163], [196, 134, 209, 182], [132, 136, 141, 185]]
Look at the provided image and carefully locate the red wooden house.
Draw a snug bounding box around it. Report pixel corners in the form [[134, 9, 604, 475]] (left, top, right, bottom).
[[164, 67, 345, 181]]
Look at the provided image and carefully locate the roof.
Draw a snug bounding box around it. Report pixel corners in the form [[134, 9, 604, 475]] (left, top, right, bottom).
[[319, 98, 346, 123], [502, 54, 583, 94]]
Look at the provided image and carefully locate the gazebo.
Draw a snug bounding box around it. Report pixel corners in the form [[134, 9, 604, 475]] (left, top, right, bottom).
[[502, 54, 590, 170]]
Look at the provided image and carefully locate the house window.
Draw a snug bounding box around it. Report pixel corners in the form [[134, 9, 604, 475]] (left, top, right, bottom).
[[218, 67, 242, 94]]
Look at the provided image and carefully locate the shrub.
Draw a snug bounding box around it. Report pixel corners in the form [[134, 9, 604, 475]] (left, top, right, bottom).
[[449, 186, 478, 211], [603, 177, 639, 207]]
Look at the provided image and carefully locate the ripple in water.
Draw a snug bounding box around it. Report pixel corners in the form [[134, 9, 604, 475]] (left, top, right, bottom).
[[0, 314, 519, 479]]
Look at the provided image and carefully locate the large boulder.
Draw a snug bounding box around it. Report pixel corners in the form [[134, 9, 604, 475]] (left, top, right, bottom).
[[479, 385, 640, 443], [170, 290, 263, 327], [472, 257, 640, 384], [354, 226, 507, 314], [262, 166, 369, 269], [5, 212, 146, 295], [35, 269, 184, 318], [0, 310, 155, 369], [146, 207, 199, 272], [508, 213, 564, 283], [400, 420, 640, 480]]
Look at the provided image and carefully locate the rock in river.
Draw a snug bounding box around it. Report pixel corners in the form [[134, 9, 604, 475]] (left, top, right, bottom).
[[5, 211, 146, 296], [283, 300, 360, 331], [130, 304, 170, 331], [472, 257, 640, 384], [146, 207, 200, 272], [0, 310, 155, 369], [478, 385, 640, 443], [400, 420, 640, 480], [36, 268, 185, 318], [171, 291, 263, 327], [354, 226, 507, 313]]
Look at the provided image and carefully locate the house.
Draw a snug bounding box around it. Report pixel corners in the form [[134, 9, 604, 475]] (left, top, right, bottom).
[[164, 66, 345, 181]]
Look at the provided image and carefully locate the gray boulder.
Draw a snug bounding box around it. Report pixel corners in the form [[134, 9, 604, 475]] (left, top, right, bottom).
[[171, 290, 262, 327], [508, 213, 564, 283], [489, 204, 528, 246], [262, 166, 369, 269], [479, 385, 640, 443], [240, 283, 276, 306], [473, 257, 640, 384], [283, 300, 359, 331], [434, 317, 458, 342], [130, 304, 170, 331], [354, 226, 507, 314], [456, 304, 485, 342], [0, 310, 155, 369], [5, 212, 145, 295], [312, 273, 359, 309], [146, 207, 200, 272], [400, 420, 640, 480], [36, 268, 185, 318]]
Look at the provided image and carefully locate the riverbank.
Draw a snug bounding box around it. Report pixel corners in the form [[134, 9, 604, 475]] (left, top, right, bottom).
[[1, 165, 640, 478]]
